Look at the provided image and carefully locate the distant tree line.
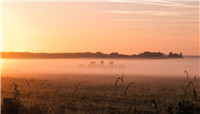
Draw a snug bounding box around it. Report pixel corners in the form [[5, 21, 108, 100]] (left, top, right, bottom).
[[0, 51, 183, 59]]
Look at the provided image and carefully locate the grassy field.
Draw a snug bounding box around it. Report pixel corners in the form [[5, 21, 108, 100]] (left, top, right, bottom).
[[1, 73, 200, 114]]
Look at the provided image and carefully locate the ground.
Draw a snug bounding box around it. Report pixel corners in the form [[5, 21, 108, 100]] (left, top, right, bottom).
[[1, 73, 200, 114]]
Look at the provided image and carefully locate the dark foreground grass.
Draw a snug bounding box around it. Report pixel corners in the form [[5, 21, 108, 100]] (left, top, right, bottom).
[[1, 73, 200, 114]]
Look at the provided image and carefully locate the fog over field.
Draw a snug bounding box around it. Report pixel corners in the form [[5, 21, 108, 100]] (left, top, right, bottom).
[[1, 57, 199, 77]]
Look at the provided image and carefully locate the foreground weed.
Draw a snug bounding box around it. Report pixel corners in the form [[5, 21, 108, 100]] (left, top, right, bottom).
[[114, 76, 123, 92], [182, 86, 187, 95], [41, 80, 48, 86], [72, 81, 83, 99], [184, 70, 189, 82], [49, 89, 63, 114], [25, 79, 31, 90], [13, 83, 21, 108], [124, 82, 134, 95], [157, 84, 168, 97], [192, 87, 197, 102], [152, 100, 157, 110]]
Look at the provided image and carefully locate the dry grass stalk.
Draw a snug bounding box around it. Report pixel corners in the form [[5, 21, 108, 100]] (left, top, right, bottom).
[[157, 84, 168, 97], [194, 75, 196, 82], [41, 80, 48, 86], [182, 86, 187, 95], [152, 100, 157, 110], [114, 76, 123, 91], [72, 81, 83, 99], [185, 81, 196, 100], [29, 79, 36, 83], [114, 77, 121, 91], [184, 71, 196, 95], [49, 89, 63, 114], [124, 82, 134, 95], [185, 82, 194, 90], [184, 70, 189, 82], [25, 79, 31, 89], [121, 74, 124, 85], [192, 87, 197, 101], [13, 83, 20, 104], [55, 89, 63, 96], [182, 71, 197, 101], [25, 79, 36, 90]]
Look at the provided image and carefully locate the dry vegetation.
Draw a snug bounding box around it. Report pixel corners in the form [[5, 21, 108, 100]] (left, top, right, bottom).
[[1, 72, 200, 114]]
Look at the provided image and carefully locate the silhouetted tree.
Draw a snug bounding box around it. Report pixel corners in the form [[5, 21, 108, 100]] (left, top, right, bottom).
[[94, 52, 104, 58], [167, 52, 183, 58], [109, 52, 119, 58], [169, 52, 173, 56], [0, 51, 183, 59], [138, 51, 164, 58]]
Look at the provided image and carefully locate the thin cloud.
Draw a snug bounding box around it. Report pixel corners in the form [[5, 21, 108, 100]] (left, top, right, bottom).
[[137, 35, 199, 42], [106, 0, 199, 9], [89, 19, 198, 22], [98, 11, 188, 16], [89, 19, 156, 21], [106, 24, 198, 27], [134, 35, 182, 39], [2, 0, 199, 8]]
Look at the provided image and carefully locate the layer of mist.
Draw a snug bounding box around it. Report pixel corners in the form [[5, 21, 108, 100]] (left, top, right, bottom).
[[1, 57, 199, 77]]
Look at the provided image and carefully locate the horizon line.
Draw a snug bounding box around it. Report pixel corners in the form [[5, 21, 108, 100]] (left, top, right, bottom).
[[1, 51, 197, 56]]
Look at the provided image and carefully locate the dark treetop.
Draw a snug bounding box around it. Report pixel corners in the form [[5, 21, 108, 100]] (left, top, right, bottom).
[[0, 51, 183, 59]]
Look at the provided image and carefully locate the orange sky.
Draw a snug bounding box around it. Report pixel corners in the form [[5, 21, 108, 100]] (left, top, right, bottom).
[[1, 1, 199, 55]]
